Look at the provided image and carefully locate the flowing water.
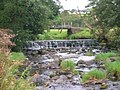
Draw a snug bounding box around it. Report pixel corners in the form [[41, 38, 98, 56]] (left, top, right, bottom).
[[23, 39, 120, 90]]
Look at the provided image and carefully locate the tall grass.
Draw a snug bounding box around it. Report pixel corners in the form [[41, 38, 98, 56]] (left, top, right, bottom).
[[0, 52, 35, 90], [60, 59, 79, 75], [60, 60, 75, 71], [82, 69, 106, 83], [95, 52, 116, 61], [0, 29, 34, 90], [105, 60, 120, 80]]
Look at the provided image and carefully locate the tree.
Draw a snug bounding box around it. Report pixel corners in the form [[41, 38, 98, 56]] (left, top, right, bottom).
[[88, 0, 120, 28], [52, 10, 83, 27], [84, 0, 120, 46], [0, 0, 60, 51]]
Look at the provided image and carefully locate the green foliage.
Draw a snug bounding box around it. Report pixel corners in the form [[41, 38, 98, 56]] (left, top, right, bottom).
[[52, 10, 83, 27], [0, 52, 34, 90], [82, 69, 106, 83], [9, 52, 26, 61], [72, 69, 79, 75], [37, 29, 67, 40], [95, 52, 116, 61], [60, 60, 75, 71], [37, 28, 93, 40], [105, 60, 120, 80], [108, 27, 120, 49], [0, 29, 34, 90], [0, 0, 60, 51], [86, 0, 120, 46], [88, 0, 120, 28], [68, 29, 93, 39], [1, 63, 34, 90]]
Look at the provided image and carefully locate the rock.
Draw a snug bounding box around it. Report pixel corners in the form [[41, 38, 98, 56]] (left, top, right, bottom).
[[67, 74, 73, 79], [110, 57, 119, 62], [52, 76, 59, 80], [56, 75, 68, 84], [30, 74, 50, 86], [72, 75, 81, 85], [43, 70, 54, 76], [77, 60, 86, 64], [79, 64, 87, 68], [100, 83, 108, 89], [98, 64, 105, 69], [36, 86, 43, 90], [110, 76, 117, 81], [87, 88, 95, 90], [113, 82, 119, 86], [56, 78, 64, 84], [59, 75, 68, 80]]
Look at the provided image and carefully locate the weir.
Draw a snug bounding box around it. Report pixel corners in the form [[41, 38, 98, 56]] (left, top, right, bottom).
[[24, 39, 99, 50]]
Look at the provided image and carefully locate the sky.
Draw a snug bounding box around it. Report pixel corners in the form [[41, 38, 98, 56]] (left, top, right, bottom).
[[59, 0, 89, 10]]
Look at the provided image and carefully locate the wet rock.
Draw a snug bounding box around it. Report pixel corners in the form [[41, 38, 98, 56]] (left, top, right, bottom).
[[113, 82, 119, 86], [46, 84, 86, 90], [88, 64, 97, 69], [72, 75, 81, 85], [36, 86, 43, 90], [78, 64, 87, 68], [77, 60, 86, 64]]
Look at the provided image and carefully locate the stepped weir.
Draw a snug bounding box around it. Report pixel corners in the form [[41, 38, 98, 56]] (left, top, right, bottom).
[[24, 39, 99, 50]]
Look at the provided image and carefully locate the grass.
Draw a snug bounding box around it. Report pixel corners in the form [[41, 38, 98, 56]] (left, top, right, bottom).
[[1, 64, 34, 90], [0, 52, 34, 90], [68, 29, 93, 39], [37, 29, 67, 40], [82, 69, 106, 83], [105, 60, 120, 80], [60, 59, 79, 75], [37, 28, 93, 40], [72, 69, 79, 75], [9, 52, 26, 61], [95, 52, 117, 61], [60, 59, 75, 71]]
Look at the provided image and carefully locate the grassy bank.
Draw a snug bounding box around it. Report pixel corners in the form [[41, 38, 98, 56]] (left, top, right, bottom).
[[37, 28, 93, 40], [37, 29, 67, 40], [0, 52, 35, 90]]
